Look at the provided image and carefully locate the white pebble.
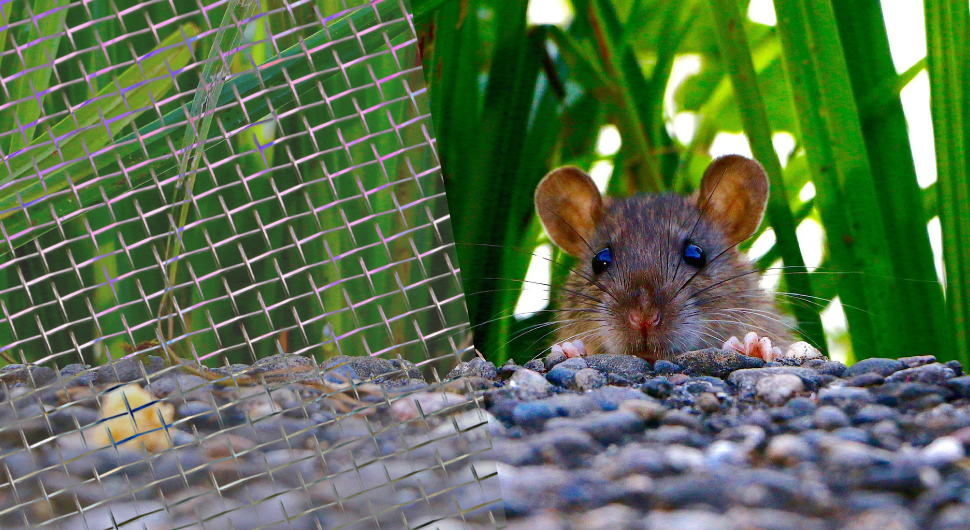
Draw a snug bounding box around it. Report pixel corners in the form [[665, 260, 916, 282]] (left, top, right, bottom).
[[785, 341, 823, 361], [921, 436, 966, 467]]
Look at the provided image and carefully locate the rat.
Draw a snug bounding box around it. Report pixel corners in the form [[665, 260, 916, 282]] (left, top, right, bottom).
[[534, 154, 822, 363]]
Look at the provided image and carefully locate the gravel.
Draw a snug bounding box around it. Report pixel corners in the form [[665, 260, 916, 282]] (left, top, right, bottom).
[[0, 355, 505, 530], [5, 347, 970, 530], [485, 349, 970, 530]]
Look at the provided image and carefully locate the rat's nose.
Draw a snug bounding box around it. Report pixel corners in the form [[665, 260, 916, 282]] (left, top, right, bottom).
[[628, 309, 661, 337]]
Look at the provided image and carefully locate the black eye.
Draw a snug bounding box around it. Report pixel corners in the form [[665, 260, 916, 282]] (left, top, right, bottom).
[[592, 247, 612, 275], [682, 241, 706, 268]]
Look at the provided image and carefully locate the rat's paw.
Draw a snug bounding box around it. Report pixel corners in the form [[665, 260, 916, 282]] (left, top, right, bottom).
[[551, 340, 587, 359], [723, 332, 784, 361]]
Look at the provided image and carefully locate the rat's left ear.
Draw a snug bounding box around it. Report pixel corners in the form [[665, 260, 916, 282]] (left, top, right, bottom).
[[694, 155, 769, 243]]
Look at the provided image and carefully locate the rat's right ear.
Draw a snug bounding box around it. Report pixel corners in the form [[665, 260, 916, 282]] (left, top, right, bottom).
[[535, 167, 603, 257], [695, 155, 770, 243]]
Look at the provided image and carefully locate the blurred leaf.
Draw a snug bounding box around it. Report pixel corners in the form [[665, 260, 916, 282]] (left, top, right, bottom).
[[708, 0, 825, 350], [925, 0, 970, 364], [0, 1, 423, 256], [0, 24, 199, 193], [4, 0, 67, 154]]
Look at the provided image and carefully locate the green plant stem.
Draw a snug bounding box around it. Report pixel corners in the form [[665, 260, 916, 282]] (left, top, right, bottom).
[[707, 0, 825, 351], [586, 0, 662, 192], [925, 0, 970, 365]]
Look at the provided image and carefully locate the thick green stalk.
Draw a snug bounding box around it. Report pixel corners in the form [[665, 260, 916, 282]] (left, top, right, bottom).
[[831, 0, 949, 359], [773, 0, 874, 356], [925, 0, 970, 365], [707, 0, 825, 350]]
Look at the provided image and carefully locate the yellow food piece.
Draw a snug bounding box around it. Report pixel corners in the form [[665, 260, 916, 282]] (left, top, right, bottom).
[[93, 384, 174, 453]]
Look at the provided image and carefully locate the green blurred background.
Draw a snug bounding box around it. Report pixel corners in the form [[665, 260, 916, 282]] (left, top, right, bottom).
[[415, 0, 969, 367], [0, 0, 466, 370]]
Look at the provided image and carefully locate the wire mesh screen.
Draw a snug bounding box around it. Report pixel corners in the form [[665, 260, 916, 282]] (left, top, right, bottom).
[[0, 0, 506, 528]]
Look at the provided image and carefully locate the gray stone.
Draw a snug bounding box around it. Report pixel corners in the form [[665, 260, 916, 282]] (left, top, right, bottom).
[[545, 364, 578, 388], [510, 369, 553, 400], [728, 367, 821, 393], [845, 358, 904, 378], [756, 374, 805, 406], [0, 364, 57, 388], [676, 348, 765, 378], [573, 368, 606, 391], [898, 355, 937, 368], [814, 406, 851, 430], [95, 356, 167, 384], [583, 354, 650, 381], [654, 360, 683, 374], [885, 363, 955, 385]]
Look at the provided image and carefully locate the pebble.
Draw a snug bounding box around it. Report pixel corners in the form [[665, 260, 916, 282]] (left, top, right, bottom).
[[766, 434, 814, 465], [675, 348, 765, 378], [573, 368, 606, 391], [94, 356, 166, 384], [509, 368, 553, 400], [946, 376, 970, 399], [886, 363, 955, 385], [921, 437, 966, 467], [653, 360, 682, 375], [583, 354, 649, 381], [728, 367, 821, 394], [845, 358, 904, 378], [814, 406, 851, 430], [756, 373, 804, 406], [11, 344, 970, 530], [641, 378, 673, 399]]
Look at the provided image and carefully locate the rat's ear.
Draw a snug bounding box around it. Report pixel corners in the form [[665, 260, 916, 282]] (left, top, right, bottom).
[[695, 155, 769, 243], [535, 167, 604, 257]]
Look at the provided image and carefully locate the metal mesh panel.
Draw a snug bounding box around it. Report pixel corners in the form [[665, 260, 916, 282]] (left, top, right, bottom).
[[0, 0, 506, 528]]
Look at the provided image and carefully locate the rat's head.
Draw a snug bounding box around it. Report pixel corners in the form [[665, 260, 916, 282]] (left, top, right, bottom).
[[534, 155, 771, 360]]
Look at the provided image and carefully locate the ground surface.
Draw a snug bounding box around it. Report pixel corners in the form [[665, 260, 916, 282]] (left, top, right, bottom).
[[469, 348, 970, 530], [0, 354, 504, 530], [3, 348, 970, 530]]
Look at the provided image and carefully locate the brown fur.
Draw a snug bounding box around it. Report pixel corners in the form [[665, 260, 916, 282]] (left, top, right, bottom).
[[535, 155, 794, 361]]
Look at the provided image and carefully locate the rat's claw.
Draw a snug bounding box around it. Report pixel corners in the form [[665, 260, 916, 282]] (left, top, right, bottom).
[[723, 336, 744, 353], [723, 332, 776, 360], [560, 340, 587, 358]]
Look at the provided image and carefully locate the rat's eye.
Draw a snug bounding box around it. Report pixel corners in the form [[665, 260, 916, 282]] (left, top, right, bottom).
[[592, 247, 612, 275], [682, 241, 706, 268]]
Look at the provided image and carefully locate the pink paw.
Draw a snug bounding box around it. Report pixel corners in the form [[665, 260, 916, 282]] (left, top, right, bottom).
[[551, 340, 587, 359], [723, 332, 784, 362]]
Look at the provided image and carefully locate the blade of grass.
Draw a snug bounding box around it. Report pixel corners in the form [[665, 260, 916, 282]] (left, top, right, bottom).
[[830, 1, 949, 358], [773, 0, 909, 359], [156, 0, 258, 332], [0, 0, 420, 256], [925, 0, 970, 365], [4, 0, 67, 154], [583, 0, 662, 192], [707, 0, 825, 351], [0, 23, 199, 188]]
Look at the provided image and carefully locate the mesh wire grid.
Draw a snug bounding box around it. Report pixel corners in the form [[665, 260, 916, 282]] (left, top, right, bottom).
[[0, 0, 506, 528]]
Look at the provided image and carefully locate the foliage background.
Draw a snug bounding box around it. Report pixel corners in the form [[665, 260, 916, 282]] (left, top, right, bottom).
[[0, 0, 465, 370], [415, 0, 965, 367]]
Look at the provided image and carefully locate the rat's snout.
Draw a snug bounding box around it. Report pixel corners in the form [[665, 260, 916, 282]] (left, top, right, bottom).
[[627, 309, 661, 338], [626, 287, 662, 338]]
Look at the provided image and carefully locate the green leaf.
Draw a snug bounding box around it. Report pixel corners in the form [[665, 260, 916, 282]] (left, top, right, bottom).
[[925, 0, 970, 365], [0, 0, 422, 256], [707, 0, 825, 351], [0, 23, 199, 193], [4, 0, 68, 154]]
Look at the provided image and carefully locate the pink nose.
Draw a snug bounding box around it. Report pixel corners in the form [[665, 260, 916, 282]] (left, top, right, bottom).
[[628, 310, 661, 337]]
